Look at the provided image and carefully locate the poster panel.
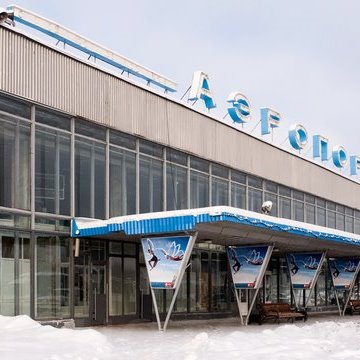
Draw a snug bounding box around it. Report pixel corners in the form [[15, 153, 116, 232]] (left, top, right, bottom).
[[227, 245, 271, 289], [328, 258, 360, 290], [141, 235, 191, 289], [286, 252, 323, 289]]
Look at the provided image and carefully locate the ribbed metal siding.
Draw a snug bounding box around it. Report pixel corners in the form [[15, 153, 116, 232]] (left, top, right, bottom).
[[1, 27, 360, 208]]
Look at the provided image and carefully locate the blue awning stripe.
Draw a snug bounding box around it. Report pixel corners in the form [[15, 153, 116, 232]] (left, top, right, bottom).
[[71, 209, 360, 246]]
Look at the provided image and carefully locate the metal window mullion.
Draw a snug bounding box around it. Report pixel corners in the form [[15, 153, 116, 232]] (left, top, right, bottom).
[[14, 233, 19, 315], [187, 155, 190, 209], [149, 161, 154, 212], [163, 148, 167, 211], [228, 170, 231, 206], [55, 135, 60, 215], [30, 106, 36, 230], [105, 129, 110, 219], [245, 175, 249, 210], [70, 118, 75, 218], [209, 164, 212, 206], [90, 144, 95, 218], [135, 140, 140, 214], [121, 150, 127, 215], [14, 121, 20, 209]]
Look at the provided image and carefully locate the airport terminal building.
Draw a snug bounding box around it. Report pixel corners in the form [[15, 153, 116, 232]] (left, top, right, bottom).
[[1, 6, 360, 327]]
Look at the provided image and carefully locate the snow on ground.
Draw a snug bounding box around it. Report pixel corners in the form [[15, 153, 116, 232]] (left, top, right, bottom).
[[2, 315, 360, 359]]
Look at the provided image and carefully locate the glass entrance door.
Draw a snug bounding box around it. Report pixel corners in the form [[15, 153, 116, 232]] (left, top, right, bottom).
[[92, 264, 106, 325], [74, 239, 107, 326]]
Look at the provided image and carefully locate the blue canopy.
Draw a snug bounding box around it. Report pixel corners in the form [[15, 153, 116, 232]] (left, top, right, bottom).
[[71, 206, 360, 248]]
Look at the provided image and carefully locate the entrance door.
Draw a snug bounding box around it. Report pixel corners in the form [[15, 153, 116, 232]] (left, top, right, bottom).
[[92, 264, 106, 325], [139, 266, 152, 320]]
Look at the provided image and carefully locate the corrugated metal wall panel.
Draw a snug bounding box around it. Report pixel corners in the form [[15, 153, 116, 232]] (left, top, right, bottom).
[[1, 27, 360, 209]]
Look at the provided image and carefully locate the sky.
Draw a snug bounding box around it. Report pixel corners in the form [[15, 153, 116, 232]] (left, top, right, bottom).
[[4, 0, 360, 180]]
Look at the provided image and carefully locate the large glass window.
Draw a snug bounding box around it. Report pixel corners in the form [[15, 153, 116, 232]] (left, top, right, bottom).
[[75, 138, 106, 218], [264, 192, 278, 216], [293, 200, 304, 222], [211, 252, 228, 311], [0, 232, 30, 316], [327, 211, 336, 229], [74, 240, 90, 318], [109, 242, 137, 316], [190, 171, 209, 208], [123, 257, 136, 315], [35, 128, 70, 215], [279, 258, 291, 303], [211, 177, 229, 206], [19, 236, 30, 315], [0, 115, 30, 210], [167, 164, 187, 210], [317, 206, 326, 227], [0, 234, 15, 315], [249, 188, 262, 213], [109, 147, 136, 217], [189, 251, 210, 312], [140, 156, 163, 213], [109, 257, 122, 316], [280, 197, 291, 219], [231, 183, 246, 209], [35, 236, 70, 319]]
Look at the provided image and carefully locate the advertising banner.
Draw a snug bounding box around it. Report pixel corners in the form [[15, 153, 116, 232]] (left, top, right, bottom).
[[227, 245, 271, 289], [141, 235, 191, 289], [328, 258, 360, 290], [286, 252, 324, 289]]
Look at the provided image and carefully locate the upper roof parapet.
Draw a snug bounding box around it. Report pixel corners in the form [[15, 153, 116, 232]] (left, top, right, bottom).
[[3, 4, 177, 93]]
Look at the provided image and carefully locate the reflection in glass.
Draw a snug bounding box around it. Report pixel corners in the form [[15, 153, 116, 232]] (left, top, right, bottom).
[[0, 116, 30, 210], [19, 237, 30, 315], [279, 258, 290, 304], [264, 192, 278, 216], [211, 177, 228, 206], [140, 156, 163, 213], [123, 258, 136, 315], [293, 200, 304, 222], [231, 183, 246, 209], [167, 164, 187, 210], [35, 128, 70, 215], [190, 171, 209, 208], [109, 257, 122, 316], [249, 188, 262, 213], [0, 235, 15, 315], [110, 147, 136, 217], [75, 139, 105, 218], [211, 252, 228, 311], [280, 197, 291, 219], [35, 236, 70, 319]]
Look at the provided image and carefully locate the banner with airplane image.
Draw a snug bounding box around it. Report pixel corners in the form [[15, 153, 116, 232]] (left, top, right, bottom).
[[286, 252, 325, 289], [141, 235, 191, 289], [227, 245, 272, 289], [328, 258, 360, 290]]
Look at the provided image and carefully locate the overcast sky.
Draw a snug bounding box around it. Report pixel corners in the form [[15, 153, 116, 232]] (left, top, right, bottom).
[[6, 0, 360, 179]]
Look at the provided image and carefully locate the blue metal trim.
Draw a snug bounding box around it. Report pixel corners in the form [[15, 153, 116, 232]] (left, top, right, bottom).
[[12, 15, 176, 93], [71, 210, 360, 246]]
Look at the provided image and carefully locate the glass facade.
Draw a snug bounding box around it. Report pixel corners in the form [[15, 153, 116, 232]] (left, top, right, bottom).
[[1, 92, 360, 324]]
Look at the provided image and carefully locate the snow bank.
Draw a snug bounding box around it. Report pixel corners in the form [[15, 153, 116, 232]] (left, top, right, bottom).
[[98, 317, 360, 360], [0, 315, 112, 360], [2, 315, 360, 359]]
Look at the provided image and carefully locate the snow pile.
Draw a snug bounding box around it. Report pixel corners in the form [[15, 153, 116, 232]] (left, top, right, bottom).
[[99, 318, 360, 360], [2, 316, 360, 359], [0, 315, 112, 360]]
